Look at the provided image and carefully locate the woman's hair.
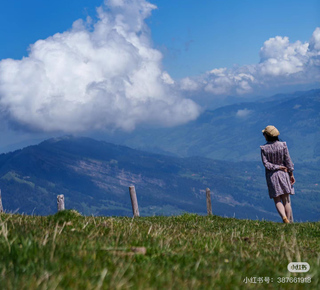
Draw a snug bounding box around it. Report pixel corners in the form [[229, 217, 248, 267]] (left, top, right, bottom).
[[263, 133, 279, 142]]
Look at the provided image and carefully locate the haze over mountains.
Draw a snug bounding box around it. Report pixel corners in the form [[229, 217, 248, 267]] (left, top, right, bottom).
[[1, 89, 319, 162], [100, 89, 320, 163]]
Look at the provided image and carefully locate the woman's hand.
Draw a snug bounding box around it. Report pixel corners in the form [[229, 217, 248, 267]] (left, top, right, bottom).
[[279, 166, 288, 172], [290, 175, 296, 185]]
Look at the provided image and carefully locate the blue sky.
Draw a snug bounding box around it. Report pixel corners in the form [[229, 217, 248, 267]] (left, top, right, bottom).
[[0, 0, 319, 150], [150, 0, 320, 77], [1, 0, 319, 78]]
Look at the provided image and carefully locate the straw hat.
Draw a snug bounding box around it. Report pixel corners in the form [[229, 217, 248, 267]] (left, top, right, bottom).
[[262, 125, 280, 137]]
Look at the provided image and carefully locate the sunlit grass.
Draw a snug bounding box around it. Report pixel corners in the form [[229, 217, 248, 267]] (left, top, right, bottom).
[[0, 211, 319, 289]]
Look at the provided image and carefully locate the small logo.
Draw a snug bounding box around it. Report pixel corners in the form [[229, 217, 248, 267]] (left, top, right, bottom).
[[287, 262, 310, 273]]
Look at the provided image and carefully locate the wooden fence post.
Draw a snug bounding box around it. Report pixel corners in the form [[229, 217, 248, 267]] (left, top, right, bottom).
[[129, 186, 140, 217], [57, 194, 65, 212], [206, 188, 212, 215], [0, 189, 3, 213]]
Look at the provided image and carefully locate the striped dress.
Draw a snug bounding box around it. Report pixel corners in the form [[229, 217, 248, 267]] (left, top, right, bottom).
[[260, 141, 294, 199]]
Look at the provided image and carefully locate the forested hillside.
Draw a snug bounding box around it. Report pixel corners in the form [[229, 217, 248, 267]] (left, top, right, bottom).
[[0, 136, 319, 221]]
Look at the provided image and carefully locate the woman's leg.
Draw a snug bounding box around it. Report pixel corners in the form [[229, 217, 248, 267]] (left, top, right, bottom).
[[273, 196, 287, 219], [281, 194, 293, 223]]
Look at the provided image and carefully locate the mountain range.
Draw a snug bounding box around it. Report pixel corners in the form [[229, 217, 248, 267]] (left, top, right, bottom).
[[100, 89, 320, 163], [0, 136, 319, 221]]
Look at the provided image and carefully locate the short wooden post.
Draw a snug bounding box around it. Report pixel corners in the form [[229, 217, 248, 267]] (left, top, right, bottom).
[[0, 189, 3, 213], [129, 186, 140, 217], [206, 188, 212, 215], [57, 195, 65, 212]]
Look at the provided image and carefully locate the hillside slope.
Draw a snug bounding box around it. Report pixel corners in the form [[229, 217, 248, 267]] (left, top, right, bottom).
[[0, 212, 319, 289], [0, 136, 319, 221]]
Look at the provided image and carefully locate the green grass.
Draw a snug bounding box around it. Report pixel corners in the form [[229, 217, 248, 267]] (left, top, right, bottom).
[[1, 171, 35, 189], [0, 211, 319, 289]]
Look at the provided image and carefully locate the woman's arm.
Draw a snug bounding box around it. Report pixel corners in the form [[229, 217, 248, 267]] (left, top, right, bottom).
[[261, 149, 281, 171], [283, 143, 295, 184], [283, 143, 294, 172]]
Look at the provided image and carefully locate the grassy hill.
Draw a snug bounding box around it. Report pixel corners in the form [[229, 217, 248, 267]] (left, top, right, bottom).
[[0, 211, 319, 289]]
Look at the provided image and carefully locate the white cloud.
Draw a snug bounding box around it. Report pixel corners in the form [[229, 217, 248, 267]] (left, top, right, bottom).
[[259, 36, 308, 76], [0, 0, 200, 132], [293, 104, 301, 109], [180, 77, 199, 91], [209, 68, 227, 76], [236, 108, 253, 118], [161, 71, 175, 85], [203, 70, 254, 95], [308, 27, 320, 51], [180, 27, 320, 97]]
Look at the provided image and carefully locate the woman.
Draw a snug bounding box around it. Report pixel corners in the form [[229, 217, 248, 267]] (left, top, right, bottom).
[[260, 125, 295, 223]]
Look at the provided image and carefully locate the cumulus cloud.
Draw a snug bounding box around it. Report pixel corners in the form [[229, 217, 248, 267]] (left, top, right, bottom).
[[179, 27, 320, 97], [0, 0, 200, 132], [259, 36, 309, 76], [180, 77, 199, 91]]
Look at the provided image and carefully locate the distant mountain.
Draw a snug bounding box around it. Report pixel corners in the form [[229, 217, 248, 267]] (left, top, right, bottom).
[[101, 89, 320, 163], [0, 136, 319, 221]]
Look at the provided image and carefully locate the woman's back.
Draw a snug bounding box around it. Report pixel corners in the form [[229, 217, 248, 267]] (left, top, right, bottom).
[[260, 141, 294, 172]]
